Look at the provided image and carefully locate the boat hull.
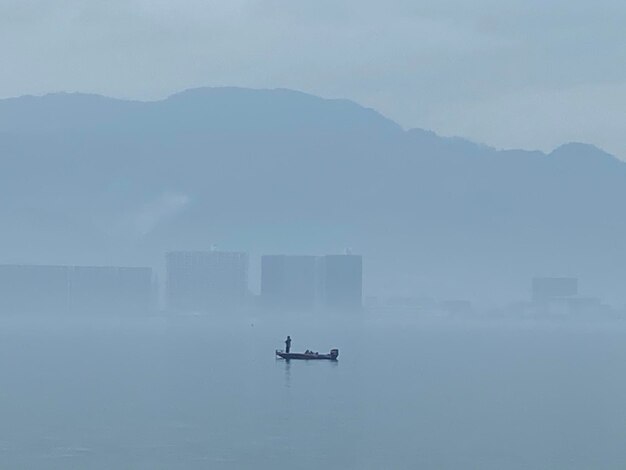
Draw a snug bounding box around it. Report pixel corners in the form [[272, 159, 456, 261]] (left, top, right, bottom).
[[275, 351, 338, 361]]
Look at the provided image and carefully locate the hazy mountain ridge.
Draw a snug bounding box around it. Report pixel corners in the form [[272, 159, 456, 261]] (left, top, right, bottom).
[[0, 88, 402, 135], [0, 88, 624, 303]]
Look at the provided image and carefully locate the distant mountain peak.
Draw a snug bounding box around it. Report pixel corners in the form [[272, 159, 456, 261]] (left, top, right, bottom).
[[549, 142, 618, 164], [163, 86, 403, 133]]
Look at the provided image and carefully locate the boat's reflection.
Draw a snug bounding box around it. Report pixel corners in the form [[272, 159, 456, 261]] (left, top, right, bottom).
[[279, 357, 338, 388], [283, 359, 291, 388]]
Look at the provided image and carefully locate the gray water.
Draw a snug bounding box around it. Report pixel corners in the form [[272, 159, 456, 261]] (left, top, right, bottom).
[[1, 314, 625, 469]]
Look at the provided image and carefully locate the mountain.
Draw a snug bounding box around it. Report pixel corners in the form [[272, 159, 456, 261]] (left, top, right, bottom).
[[0, 87, 624, 303]]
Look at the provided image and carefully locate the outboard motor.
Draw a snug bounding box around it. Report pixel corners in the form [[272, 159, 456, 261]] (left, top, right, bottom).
[[330, 349, 339, 359]]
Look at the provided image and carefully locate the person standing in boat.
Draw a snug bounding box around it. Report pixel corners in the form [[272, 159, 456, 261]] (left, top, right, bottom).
[[285, 336, 292, 353]]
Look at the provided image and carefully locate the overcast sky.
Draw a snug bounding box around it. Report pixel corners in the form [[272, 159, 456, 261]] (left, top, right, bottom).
[[1, 0, 625, 156]]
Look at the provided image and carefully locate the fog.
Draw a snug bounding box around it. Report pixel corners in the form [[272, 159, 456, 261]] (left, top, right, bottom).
[[3, 1, 626, 468], [1, 314, 626, 469], [3, 89, 626, 305], [3, 1, 626, 157], [2, 84, 626, 469]]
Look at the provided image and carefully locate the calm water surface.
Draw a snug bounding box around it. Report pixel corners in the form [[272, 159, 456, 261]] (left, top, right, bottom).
[[0, 314, 625, 469]]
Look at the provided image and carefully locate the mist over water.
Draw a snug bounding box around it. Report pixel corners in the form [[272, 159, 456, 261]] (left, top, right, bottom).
[[2, 1, 625, 467], [1, 314, 625, 469]]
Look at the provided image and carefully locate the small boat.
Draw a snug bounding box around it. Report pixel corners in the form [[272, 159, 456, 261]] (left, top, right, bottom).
[[275, 348, 339, 361]]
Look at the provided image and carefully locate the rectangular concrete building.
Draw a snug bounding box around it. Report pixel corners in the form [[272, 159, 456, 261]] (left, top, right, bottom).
[[261, 255, 319, 311], [532, 277, 578, 302], [166, 250, 249, 312], [0, 264, 153, 315], [319, 255, 363, 311], [260, 253, 363, 312], [0, 264, 70, 314], [69, 266, 153, 314]]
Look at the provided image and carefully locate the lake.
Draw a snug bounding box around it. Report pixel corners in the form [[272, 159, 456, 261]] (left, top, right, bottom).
[[1, 314, 625, 469]]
